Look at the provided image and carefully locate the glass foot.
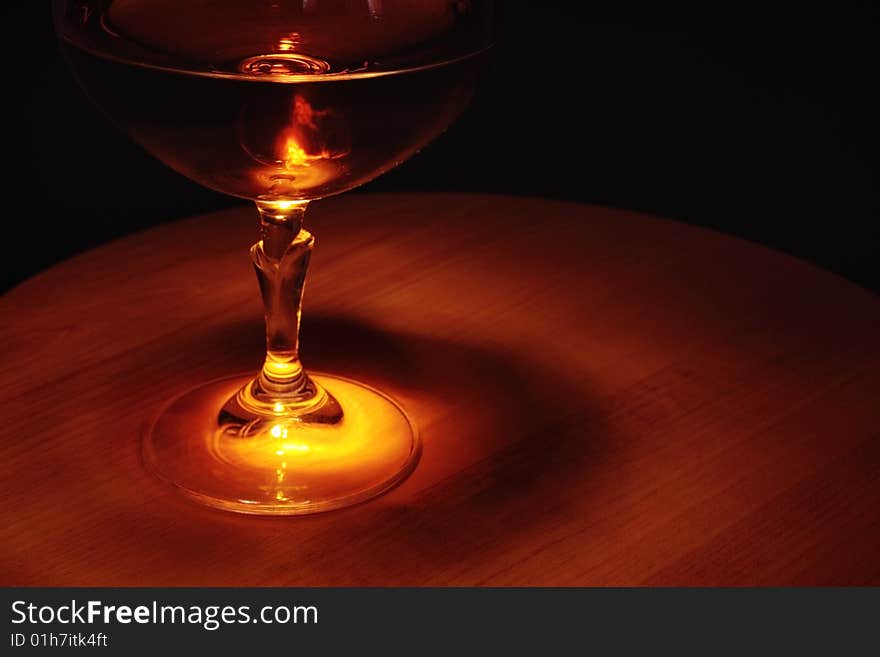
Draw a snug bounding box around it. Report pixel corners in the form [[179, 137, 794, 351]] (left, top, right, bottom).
[[143, 373, 419, 515]]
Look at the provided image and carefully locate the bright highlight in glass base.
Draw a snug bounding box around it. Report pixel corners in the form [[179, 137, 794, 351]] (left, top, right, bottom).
[[143, 373, 419, 515]]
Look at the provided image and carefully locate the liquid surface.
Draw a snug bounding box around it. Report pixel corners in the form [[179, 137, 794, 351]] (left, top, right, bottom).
[[57, 0, 492, 200]]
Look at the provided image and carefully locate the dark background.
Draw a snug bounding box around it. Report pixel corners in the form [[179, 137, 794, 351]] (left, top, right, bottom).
[[3, 2, 878, 293]]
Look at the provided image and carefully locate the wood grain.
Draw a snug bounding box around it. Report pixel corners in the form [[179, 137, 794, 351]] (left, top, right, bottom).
[[1, 192, 879, 585]]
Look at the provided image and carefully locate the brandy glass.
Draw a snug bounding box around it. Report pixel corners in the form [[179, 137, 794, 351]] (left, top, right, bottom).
[[55, 0, 492, 514]]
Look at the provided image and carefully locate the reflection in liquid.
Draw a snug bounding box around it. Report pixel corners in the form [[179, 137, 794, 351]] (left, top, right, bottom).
[[251, 93, 351, 197]]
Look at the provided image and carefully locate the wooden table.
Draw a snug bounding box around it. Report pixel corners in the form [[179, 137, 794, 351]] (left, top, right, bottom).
[[2, 193, 879, 586]]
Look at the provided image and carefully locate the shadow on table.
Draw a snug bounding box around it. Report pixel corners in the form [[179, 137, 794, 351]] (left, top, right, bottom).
[[138, 313, 617, 584]]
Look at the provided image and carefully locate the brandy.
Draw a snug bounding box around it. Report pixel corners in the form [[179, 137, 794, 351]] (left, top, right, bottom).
[[58, 0, 488, 201], [55, 0, 493, 515]]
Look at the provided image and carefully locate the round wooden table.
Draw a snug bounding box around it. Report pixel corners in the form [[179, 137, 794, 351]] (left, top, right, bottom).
[[2, 193, 879, 585]]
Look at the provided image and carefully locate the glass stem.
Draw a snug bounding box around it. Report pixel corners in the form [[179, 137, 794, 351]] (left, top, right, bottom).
[[251, 200, 317, 404]]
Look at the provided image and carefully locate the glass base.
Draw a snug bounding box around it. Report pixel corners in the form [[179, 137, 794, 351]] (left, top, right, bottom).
[[143, 373, 419, 515]]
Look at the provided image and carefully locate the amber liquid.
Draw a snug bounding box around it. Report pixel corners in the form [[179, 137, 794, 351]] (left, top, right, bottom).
[[58, 1, 486, 200]]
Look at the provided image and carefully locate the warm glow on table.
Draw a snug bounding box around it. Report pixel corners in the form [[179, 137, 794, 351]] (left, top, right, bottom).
[[1, 193, 879, 585]]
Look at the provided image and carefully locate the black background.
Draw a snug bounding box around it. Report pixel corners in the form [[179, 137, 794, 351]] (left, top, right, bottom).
[[3, 2, 878, 293]]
